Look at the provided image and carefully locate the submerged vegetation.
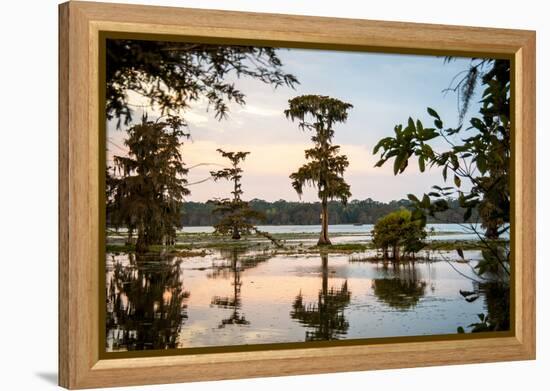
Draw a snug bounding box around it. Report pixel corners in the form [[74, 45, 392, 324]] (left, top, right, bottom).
[[106, 229, 500, 257]]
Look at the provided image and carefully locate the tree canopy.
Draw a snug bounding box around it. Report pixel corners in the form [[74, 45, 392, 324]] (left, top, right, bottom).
[[106, 39, 300, 250], [371, 209, 427, 260], [106, 39, 299, 127]]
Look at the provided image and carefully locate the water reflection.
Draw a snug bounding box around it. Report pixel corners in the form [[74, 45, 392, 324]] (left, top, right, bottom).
[[106, 253, 189, 350], [105, 249, 510, 350], [291, 253, 351, 341], [209, 248, 272, 329], [371, 262, 427, 310], [474, 282, 510, 331]]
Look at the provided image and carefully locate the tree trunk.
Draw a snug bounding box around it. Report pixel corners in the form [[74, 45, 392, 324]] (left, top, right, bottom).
[[318, 198, 331, 245], [135, 222, 149, 253], [126, 227, 134, 246], [232, 224, 241, 240], [231, 168, 242, 240], [392, 244, 399, 261], [136, 233, 148, 253]]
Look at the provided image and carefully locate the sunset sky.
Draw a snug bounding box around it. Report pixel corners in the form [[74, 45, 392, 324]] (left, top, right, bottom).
[[107, 47, 483, 202]]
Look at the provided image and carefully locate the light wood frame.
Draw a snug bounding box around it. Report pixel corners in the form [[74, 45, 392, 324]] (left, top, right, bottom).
[[59, 1, 536, 389]]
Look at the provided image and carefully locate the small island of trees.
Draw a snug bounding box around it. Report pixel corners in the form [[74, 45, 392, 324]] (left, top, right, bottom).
[[372, 209, 427, 261]]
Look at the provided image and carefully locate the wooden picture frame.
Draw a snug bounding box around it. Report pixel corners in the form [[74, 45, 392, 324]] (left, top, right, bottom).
[[59, 1, 536, 389]]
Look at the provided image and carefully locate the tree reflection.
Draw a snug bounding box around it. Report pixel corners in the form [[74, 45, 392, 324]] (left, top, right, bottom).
[[106, 253, 189, 350], [291, 253, 351, 341], [209, 248, 272, 328], [479, 282, 510, 331], [461, 281, 510, 332], [372, 263, 426, 310], [458, 245, 511, 333]]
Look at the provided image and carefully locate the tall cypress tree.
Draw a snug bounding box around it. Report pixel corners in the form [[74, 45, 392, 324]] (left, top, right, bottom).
[[109, 116, 190, 252], [285, 95, 353, 245]]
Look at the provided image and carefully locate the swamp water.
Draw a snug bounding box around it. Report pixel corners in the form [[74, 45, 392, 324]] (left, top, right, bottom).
[[106, 247, 509, 351]]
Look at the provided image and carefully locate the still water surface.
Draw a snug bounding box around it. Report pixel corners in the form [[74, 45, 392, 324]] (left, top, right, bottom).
[[106, 247, 505, 351]]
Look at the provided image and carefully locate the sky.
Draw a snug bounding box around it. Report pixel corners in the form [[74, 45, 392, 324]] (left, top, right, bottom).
[[107, 47, 483, 203]]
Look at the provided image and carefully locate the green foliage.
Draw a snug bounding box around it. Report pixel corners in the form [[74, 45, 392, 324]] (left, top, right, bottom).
[[209, 149, 266, 239], [373, 118, 439, 176], [108, 116, 190, 252], [106, 39, 298, 127], [286, 95, 353, 245], [475, 244, 510, 278], [372, 59, 510, 262], [371, 209, 427, 260]]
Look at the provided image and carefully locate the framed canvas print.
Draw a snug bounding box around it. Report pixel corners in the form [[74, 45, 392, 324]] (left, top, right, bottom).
[[59, 1, 536, 389]]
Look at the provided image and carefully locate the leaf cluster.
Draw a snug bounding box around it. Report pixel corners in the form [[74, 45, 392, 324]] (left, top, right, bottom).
[[371, 209, 427, 259], [107, 40, 299, 127]]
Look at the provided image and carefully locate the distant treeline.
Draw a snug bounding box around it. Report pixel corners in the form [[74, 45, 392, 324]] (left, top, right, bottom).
[[181, 198, 477, 226]]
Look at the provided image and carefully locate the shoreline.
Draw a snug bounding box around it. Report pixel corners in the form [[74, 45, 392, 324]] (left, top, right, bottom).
[[106, 231, 509, 258]]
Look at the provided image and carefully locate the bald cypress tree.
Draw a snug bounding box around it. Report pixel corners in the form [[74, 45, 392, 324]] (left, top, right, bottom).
[[209, 149, 265, 240], [285, 95, 353, 245], [110, 116, 190, 252]]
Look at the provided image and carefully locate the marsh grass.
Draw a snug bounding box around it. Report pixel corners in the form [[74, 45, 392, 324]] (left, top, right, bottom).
[[106, 231, 500, 261], [426, 239, 508, 251]]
